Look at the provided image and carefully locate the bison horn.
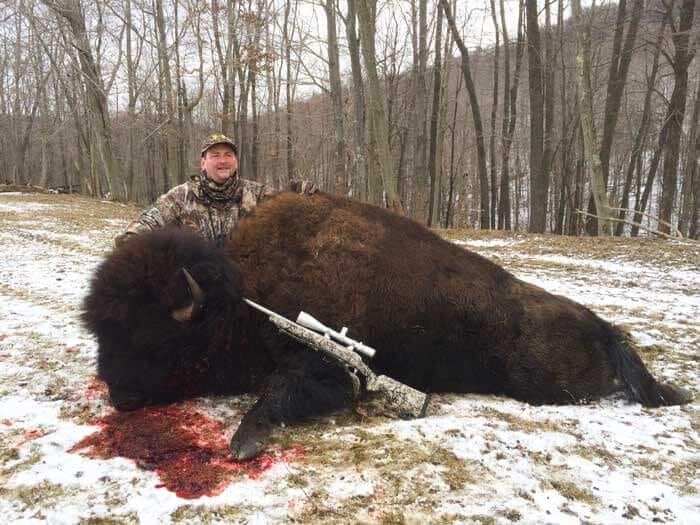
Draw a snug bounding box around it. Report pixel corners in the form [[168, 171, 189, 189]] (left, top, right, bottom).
[[172, 268, 205, 322]]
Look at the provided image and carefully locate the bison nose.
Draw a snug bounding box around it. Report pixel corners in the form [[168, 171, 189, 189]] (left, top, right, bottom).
[[109, 390, 146, 411]]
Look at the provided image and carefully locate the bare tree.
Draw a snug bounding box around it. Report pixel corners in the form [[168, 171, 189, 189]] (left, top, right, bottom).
[[658, 0, 696, 234], [526, 0, 546, 232], [356, 0, 402, 211], [211, 0, 236, 135], [679, 75, 699, 237], [322, 0, 347, 194], [345, 0, 367, 200], [572, 0, 612, 235], [410, 0, 428, 218], [498, 0, 524, 230], [586, 0, 644, 234], [40, 0, 123, 198], [615, 10, 669, 235], [284, 0, 296, 181], [426, 1, 443, 227], [440, 0, 489, 229], [154, 0, 177, 188], [488, 0, 500, 229]]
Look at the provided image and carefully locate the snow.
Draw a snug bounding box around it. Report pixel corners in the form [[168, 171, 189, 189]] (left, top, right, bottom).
[[0, 192, 698, 524], [452, 239, 524, 248]]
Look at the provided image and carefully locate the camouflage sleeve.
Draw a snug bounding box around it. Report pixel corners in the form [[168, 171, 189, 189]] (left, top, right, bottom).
[[123, 185, 187, 235]]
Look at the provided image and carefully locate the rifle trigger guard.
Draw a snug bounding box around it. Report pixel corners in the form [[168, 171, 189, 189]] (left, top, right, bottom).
[[347, 366, 362, 401]]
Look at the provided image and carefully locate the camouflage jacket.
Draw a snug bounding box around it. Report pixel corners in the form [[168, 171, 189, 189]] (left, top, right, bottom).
[[124, 175, 276, 243]]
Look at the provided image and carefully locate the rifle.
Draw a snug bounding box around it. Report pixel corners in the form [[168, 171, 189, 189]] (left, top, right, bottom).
[[244, 298, 428, 418]]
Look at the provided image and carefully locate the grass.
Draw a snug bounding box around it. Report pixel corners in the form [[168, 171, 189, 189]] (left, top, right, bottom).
[[548, 479, 599, 506], [171, 504, 259, 523], [667, 458, 700, 495], [11, 481, 76, 509]]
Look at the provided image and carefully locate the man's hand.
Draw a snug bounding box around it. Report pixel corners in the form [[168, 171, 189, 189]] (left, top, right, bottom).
[[288, 180, 318, 195]]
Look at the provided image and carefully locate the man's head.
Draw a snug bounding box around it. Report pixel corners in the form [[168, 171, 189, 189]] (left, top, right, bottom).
[[200, 133, 239, 184]]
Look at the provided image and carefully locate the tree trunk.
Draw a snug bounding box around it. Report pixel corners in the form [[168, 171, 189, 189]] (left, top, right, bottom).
[[631, 123, 670, 236], [427, 2, 443, 227], [124, 0, 137, 199], [412, 0, 429, 219], [441, 0, 489, 229], [284, 0, 296, 181], [554, 0, 572, 235], [356, 0, 402, 212], [489, 0, 500, 229], [679, 75, 700, 236], [498, 0, 524, 230], [212, 0, 236, 135], [346, 0, 367, 200], [600, 0, 643, 183], [323, 0, 347, 194], [572, 0, 612, 235], [542, 0, 555, 214], [526, 0, 547, 232], [658, 0, 696, 234], [154, 0, 177, 187], [444, 70, 464, 228]]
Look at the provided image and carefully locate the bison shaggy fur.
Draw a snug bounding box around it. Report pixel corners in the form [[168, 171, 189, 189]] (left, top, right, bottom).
[[83, 192, 691, 459]]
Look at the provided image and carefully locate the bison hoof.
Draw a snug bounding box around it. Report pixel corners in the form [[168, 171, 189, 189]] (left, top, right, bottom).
[[109, 390, 146, 411], [230, 417, 274, 461]]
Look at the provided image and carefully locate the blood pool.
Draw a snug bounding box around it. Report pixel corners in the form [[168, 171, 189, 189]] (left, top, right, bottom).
[[70, 401, 303, 499]]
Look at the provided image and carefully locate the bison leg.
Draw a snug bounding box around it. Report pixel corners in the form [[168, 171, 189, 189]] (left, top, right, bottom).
[[230, 350, 356, 460]]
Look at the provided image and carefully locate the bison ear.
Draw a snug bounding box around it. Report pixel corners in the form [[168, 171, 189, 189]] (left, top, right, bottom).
[[172, 268, 206, 322]]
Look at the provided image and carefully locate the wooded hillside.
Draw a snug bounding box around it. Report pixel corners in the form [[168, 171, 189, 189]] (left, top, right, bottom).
[[0, 0, 698, 237]]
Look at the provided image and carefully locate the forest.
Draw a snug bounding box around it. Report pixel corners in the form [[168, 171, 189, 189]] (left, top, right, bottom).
[[0, 0, 698, 238]]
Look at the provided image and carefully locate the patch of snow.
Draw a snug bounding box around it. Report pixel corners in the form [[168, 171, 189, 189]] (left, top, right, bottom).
[[453, 238, 524, 248]]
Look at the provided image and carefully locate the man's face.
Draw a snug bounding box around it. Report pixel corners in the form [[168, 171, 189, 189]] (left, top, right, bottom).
[[200, 144, 238, 184]]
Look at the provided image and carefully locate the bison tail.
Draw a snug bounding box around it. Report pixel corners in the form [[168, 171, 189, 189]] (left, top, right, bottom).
[[609, 328, 692, 407]]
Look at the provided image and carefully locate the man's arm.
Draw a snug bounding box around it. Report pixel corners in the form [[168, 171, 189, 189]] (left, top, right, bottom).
[[114, 186, 186, 247]]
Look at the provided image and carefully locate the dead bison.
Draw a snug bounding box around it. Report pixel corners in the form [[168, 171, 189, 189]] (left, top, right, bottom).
[[83, 192, 691, 460]]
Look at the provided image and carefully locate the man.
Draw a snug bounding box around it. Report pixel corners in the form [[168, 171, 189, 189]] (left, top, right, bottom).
[[116, 133, 315, 246]]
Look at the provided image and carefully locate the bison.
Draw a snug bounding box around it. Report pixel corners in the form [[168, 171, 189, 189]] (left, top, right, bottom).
[[83, 192, 691, 460]]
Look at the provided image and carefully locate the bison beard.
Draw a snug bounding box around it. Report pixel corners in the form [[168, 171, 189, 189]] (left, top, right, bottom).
[[83, 193, 691, 460]]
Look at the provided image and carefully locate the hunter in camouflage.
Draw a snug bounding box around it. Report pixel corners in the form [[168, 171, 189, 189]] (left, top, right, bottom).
[[117, 133, 315, 246]]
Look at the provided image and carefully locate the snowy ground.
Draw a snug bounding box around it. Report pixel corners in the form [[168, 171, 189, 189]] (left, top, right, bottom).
[[0, 192, 698, 524]]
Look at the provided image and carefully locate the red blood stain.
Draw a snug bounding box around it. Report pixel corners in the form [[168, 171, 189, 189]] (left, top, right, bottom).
[[69, 404, 304, 499], [84, 377, 109, 401]]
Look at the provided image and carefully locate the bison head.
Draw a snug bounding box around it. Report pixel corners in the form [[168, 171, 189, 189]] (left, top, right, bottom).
[[83, 229, 247, 410]]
